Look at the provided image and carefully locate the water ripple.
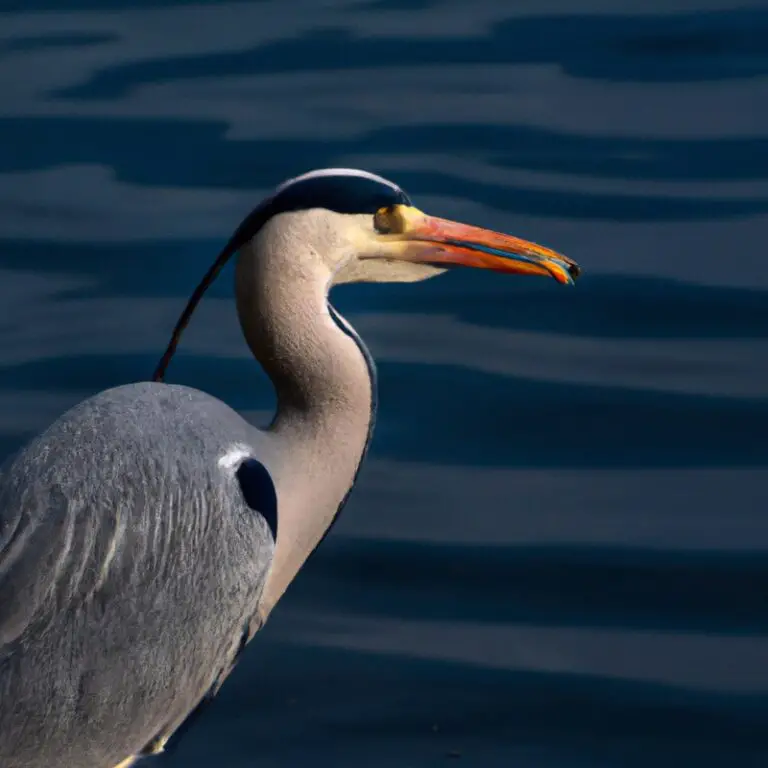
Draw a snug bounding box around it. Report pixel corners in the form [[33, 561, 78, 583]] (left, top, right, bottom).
[[0, 1, 765, 765]]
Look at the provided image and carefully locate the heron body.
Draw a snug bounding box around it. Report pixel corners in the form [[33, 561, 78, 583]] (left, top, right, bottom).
[[0, 169, 579, 767]]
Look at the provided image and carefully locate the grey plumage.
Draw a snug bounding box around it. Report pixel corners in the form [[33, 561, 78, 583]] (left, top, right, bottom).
[[0, 168, 578, 768], [0, 384, 274, 767]]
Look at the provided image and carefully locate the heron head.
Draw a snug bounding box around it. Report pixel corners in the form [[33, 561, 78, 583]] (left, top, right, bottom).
[[152, 168, 580, 382], [249, 168, 580, 286]]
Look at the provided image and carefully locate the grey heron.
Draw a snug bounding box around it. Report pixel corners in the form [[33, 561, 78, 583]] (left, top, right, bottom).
[[0, 168, 580, 768]]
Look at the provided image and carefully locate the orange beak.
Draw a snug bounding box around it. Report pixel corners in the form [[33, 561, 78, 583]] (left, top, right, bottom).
[[379, 206, 580, 285]]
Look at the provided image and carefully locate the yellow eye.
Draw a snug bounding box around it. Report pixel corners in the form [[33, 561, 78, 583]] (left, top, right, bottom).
[[374, 205, 398, 234]]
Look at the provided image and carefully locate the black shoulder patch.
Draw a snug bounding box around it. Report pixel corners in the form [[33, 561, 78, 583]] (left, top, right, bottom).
[[230, 168, 411, 250], [236, 458, 278, 542]]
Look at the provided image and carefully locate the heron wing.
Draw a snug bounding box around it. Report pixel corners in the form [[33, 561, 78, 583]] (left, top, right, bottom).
[[0, 384, 278, 767], [0, 459, 84, 648], [136, 457, 278, 759]]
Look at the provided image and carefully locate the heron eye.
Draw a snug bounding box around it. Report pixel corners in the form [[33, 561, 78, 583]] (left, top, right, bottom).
[[374, 205, 398, 234]]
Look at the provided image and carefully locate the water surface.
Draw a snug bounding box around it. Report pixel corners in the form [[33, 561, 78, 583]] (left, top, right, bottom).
[[1, 1, 767, 765]]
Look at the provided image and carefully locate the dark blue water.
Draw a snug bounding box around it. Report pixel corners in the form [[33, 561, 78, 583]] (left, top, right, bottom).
[[1, 1, 767, 765]]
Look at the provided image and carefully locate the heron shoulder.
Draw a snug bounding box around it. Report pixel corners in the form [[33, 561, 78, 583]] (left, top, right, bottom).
[[0, 381, 276, 642], [0, 380, 277, 765]]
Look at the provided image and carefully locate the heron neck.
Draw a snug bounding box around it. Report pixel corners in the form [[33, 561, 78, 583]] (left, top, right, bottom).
[[235, 247, 375, 618]]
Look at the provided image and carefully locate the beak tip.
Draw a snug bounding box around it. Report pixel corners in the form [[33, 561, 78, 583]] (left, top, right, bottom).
[[553, 260, 580, 285], [557, 260, 581, 284]]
